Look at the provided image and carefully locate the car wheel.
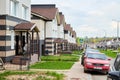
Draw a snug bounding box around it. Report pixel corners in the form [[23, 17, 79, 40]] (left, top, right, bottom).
[[84, 68, 87, 73], [103, 71, 108, 75]]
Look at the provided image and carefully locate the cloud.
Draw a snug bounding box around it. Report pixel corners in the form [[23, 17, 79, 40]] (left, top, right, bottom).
[[31, 0, 120, 37], [88, 10, 104, 16], [77, 25, 98, 32]]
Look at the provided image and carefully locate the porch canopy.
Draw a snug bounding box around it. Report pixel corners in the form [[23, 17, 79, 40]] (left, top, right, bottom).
[[14, 22, 39, 32], [54, 38, 64, 43], [14, 22, 40, 61]]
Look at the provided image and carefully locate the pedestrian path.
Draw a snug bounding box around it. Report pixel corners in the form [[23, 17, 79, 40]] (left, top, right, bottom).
[[64, 58, 92, 80]]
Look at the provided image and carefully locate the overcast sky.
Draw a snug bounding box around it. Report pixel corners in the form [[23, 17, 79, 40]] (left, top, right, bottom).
[[31, 0, 120, 38]]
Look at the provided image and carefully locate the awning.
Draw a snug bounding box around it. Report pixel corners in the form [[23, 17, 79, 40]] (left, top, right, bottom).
[[54, 38, 68, 43], [54, 38, 63, 43], [14, 22, 39, 32]]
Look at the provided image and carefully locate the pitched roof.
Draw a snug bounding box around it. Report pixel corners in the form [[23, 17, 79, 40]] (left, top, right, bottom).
[[14, 22, 39, 32], [64, 24, 72, 31], [31, 5, 58, 20], [72, 30, 77, 38]]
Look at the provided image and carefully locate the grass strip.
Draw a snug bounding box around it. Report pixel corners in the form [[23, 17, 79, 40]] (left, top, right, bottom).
[[30, 61, 74, 69]]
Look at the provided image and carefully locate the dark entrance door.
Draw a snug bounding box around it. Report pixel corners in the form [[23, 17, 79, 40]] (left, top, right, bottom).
[[15, 35, 19, 55], [42, 44, 44, 55]]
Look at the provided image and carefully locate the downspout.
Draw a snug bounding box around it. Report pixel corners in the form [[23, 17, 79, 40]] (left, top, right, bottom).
[[37, 32, 40, 61], [44, 21, 46, 55]]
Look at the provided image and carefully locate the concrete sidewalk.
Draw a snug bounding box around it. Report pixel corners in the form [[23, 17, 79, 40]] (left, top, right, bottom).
[[64, 59, 92, 80]]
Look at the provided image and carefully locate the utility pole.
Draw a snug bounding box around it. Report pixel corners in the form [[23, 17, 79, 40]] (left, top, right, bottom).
[[113, 20, 120, 54], [112, 20, 120, 41], [117, 21, 119, 41]]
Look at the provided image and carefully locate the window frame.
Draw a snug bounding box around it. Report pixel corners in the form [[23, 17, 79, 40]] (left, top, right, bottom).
[[22, 4, 28, 20], [10, 0, 18, 16]]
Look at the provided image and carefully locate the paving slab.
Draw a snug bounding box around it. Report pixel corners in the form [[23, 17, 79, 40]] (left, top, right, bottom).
[[64, 61, 92, 80]]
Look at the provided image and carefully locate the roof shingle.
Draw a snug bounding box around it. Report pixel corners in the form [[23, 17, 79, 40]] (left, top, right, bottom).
[[15, 22, 35, 30], [31, 5, 58, 20]]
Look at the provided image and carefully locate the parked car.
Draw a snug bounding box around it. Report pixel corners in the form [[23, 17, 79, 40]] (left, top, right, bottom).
[[107, 71, 120, 80], [81, 48, 100, 65], [83, 53, 111, 74], [107, 54, 120, 80]]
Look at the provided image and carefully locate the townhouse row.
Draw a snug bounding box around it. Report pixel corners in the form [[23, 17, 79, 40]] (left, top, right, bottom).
[[0, 0, 77, 65]]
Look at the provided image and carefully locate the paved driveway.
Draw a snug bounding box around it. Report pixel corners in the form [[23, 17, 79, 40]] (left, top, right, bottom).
[[64, 59, 92, 80]]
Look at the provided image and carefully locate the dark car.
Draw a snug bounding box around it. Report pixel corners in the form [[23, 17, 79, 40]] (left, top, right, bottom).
[[107, 54, 120, 80]]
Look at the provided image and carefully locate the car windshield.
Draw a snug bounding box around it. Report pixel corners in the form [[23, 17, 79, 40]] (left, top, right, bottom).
[[87, 53, 107, 60]]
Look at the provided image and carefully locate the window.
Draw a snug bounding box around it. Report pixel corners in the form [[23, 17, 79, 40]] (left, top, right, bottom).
[[11, 30, 15, 49], [22, 5, 28, 19], [10, 0, 18, 16]]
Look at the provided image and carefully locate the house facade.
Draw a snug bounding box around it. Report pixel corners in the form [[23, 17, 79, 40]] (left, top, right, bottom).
[[0, 0, 40, 64], [64, 24, 77, 51], [31, 4, 61, 55], [31, 10, 48, 56], [31, 4, 77, 55]]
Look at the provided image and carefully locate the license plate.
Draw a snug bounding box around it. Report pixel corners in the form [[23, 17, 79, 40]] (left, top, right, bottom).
[[94, 67, 102, 69]]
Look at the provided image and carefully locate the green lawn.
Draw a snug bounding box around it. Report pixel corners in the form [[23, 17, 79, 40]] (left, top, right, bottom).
[[30, 50, 82, 69], [100, 49, 117, 58], [41, 54, 79, 62], [30, 61, 74, 69]]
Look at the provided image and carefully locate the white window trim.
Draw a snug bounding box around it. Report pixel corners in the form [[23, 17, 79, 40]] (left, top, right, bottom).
[[22, 4, 28, 20], [11, 30, 15, 49], [10, 0, 19, 17]]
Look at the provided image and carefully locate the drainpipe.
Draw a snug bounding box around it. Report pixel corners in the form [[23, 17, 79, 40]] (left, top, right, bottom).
[[44, 21, 47, 55]]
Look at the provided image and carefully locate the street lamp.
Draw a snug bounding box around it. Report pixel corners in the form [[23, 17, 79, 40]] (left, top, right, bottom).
[[112, 20, 120, 41], [112, 20, 120, 54]]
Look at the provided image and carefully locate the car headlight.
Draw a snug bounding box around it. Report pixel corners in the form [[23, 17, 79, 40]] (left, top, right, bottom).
[[104, 64, 110, 66], [86, 62, 92, 65]]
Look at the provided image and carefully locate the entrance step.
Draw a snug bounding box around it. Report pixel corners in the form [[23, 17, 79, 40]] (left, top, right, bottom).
[[12, 56, 27, 65]]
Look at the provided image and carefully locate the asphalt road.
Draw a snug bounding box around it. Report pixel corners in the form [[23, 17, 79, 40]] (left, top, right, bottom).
[[91, 58, 115, 80], [91, 71, 107, 80]]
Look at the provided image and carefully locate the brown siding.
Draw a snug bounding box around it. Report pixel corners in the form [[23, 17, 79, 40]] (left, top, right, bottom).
[[6, 50, 15, 57], [0, 30, 6, 35], [0, 51, 6, 57], [0, 19, 6, 25]]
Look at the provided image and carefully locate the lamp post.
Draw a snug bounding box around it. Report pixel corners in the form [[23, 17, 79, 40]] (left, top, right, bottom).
[[117, 21, 119, 41], [112, 20, 120, 41], [112, 20, 120, 54]]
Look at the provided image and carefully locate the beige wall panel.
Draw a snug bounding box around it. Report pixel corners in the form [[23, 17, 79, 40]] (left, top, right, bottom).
[[46, 39, 53, 42], [6, 50, 15, 57], [0, 51, 6, 57], [6, 30, 11, 35], [6, 20, 18, 26], [0, 41, 6, 46], [46, 44, 54, 47], [6, 41, 11, 46], [0, 19, 6, 25], [0, 30, 6, 35]]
